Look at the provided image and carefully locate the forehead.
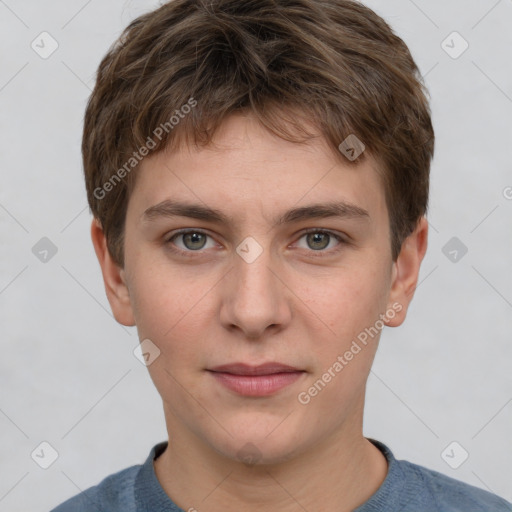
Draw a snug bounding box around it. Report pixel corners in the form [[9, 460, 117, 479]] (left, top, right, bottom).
[[128, 113, 388, 227]]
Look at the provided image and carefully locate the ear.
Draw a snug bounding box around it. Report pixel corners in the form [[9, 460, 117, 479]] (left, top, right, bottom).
[[385, 216, 428, 327], [90, 218, 136, 326]]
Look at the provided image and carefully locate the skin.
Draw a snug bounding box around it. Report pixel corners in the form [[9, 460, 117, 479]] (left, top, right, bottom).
[[91, 112, 428, 512]]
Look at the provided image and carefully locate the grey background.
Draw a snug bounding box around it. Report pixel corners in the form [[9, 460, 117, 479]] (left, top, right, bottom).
[[0, 0, 511, 510]]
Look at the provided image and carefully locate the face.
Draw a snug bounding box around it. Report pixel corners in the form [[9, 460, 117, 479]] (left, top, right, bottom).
[[93, 113, 427, 465]]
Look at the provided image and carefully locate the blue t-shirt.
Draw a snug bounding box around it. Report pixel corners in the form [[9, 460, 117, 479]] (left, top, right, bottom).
[[51, 438, 511, 511]]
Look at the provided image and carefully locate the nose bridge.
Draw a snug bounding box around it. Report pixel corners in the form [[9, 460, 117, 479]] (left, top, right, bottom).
[[236, 245, 276, 298], [220, 235, 289, 337]]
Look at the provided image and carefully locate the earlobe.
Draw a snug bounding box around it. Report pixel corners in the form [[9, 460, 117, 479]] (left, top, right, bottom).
[[385, 217, 428, 327], [90, 218, 136, 326]]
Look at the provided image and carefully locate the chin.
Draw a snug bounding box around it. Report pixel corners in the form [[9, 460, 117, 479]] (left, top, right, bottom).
[[208, 421, 308, 467]]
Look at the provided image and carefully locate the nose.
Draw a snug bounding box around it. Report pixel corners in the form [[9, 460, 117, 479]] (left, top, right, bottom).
[[219, 242, 292, 340]]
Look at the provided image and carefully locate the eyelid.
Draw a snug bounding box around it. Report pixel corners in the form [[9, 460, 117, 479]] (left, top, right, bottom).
[[165, 227, 212, 242], [292, 228, 347, 256], [298, 227, 348, 243], [165, 228, 218, 252]]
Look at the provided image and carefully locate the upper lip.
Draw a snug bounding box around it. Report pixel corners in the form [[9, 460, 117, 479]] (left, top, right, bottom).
[[208, 363, 303, 376]]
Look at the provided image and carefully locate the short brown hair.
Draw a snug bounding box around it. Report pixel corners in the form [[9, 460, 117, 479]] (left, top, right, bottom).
[[83, 0, 434, 267]]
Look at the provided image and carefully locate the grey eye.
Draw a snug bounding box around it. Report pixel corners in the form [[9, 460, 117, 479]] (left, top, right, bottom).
[[169, 231, 214, 251], [181, 232, 208, 250], [305, 232, 331, 251]]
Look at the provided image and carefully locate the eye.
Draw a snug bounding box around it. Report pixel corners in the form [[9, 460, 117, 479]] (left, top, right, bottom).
[[294, 229, 345, 255], [165, 228, 347, 257], [166, 229, 217, 253]]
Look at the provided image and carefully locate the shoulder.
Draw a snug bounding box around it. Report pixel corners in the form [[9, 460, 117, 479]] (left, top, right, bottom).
[[399, 458, 512, 511], [363, 439, 512, 512], [50, 464, 141, 512]]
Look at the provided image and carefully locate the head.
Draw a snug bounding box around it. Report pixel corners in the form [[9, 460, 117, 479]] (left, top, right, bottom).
[[86, 0, 433, 464]]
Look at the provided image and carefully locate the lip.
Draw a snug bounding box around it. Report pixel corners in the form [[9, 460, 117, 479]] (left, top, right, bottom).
[[209, 362, 302, 375], [207, 363, 305, 396]]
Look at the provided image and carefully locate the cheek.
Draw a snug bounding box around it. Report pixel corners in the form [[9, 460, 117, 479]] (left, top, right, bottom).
[[302, 263, 390, 341], [129, 266, 216, 403], [128, 262, 216, 361], [297, 274, 387, 413]]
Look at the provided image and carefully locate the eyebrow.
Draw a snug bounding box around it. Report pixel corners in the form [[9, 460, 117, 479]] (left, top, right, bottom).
[[142, 199, 370, 226]]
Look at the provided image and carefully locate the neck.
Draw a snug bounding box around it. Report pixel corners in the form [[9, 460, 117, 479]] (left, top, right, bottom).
[[154, 407, 388, 512]]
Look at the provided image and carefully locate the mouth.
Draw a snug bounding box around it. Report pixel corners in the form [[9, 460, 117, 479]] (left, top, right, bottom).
[[206, 363, 306, 396]]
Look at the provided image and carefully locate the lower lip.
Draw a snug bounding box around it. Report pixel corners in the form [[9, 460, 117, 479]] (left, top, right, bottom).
[[208, 371, 304, 396]]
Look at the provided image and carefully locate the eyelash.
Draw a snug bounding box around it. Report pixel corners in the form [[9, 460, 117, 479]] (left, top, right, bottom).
[[164, 228, 347, 258]]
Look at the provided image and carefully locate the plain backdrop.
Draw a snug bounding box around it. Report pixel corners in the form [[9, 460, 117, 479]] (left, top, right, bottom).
[[0, 0, 511, 510]]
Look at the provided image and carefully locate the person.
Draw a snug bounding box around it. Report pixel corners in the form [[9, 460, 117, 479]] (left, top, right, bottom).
[[51, 0, 511, 510]]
